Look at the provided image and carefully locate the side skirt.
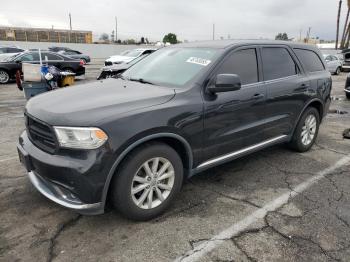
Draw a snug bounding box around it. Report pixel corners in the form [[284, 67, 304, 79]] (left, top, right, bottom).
[[192, 135, 289, 175]]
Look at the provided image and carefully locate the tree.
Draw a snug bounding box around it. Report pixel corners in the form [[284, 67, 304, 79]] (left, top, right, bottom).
[[140, 37, 145, 44], [275, 32, 289, 41], [340, 0, 350, 49], [163, 33, 178, 44], [99, 33, 109, 41], [336, 0, 343, 49]]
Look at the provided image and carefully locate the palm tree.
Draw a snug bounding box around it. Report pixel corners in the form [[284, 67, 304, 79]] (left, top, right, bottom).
[[341, 0, 350, 48], [336, 0, 343, 49]]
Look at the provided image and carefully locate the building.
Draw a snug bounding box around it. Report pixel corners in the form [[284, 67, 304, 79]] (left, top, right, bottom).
[[0, 26, 92, 44]]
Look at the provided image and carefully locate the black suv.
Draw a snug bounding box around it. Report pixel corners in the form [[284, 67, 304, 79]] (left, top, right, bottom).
[[17, 40, 331, 220], [0, 50, 85, 84]]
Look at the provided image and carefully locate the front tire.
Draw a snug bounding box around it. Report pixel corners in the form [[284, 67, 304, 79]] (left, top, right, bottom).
[[289, 107, 320, 152], [0, 70, 10, 84], [111, 142, 184, 221]]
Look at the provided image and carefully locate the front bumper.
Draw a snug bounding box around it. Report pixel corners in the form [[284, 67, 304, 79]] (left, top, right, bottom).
[[28, 171, 103, 214], [17, 130, 114, 215]]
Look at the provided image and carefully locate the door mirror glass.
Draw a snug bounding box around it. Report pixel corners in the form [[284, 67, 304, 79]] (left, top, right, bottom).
[[208, 74, 241, 93]]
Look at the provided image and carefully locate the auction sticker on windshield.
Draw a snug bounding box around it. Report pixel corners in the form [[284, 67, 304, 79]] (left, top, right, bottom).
[[186, 57, 211, 66]]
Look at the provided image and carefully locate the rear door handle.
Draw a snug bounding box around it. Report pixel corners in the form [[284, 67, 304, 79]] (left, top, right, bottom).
[[252, 93, 264, 100]]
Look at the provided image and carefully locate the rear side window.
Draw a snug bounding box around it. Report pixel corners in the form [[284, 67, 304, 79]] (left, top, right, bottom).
[[294, 48, 324, 72], [216, 48, 258, 85], [261, 47, 297, 81]]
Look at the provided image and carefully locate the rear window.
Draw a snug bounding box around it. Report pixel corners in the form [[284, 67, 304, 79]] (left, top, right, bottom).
[[261, 47, 298, 81], [294, 49, 324, 72]]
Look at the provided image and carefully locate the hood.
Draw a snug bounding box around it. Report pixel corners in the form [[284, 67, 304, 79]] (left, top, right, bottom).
[[101, 63, 129, 72], [26, 79, 175, 126], [106, 55, 134, 63]]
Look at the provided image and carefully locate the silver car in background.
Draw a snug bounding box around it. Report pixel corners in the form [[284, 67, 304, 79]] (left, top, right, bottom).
[[323, 54, 342, 75]]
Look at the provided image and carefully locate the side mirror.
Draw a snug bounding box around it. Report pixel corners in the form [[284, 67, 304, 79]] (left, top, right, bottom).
[[208, 74, 241, 93]]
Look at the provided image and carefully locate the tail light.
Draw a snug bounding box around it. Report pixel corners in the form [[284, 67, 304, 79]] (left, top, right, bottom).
[[80, 60, 85, 66]]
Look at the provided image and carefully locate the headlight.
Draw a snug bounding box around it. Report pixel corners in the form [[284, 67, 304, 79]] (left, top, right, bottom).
[[54, 127, 108, 149]]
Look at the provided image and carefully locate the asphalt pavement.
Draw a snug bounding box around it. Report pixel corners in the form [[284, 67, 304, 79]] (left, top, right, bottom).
[[0, 62, 349, 262]]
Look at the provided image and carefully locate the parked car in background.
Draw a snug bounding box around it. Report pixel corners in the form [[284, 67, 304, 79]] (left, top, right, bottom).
[[105, 48, 156, 66], [323, 54, 342, 75], [58, 50, 91, 64], [48, 46, 74, 52], [17, 40, 331, 220], [341, 49, 350, 72], [345, 74, 350, 99], [0, 50, 85, 84], [0, 46, 24, 61], [97, 53, 151, 80]]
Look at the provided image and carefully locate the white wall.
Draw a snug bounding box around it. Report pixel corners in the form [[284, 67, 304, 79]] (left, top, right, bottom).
[[0, 41, 155, 59]]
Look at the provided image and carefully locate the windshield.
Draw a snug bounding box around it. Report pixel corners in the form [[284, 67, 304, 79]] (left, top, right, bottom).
[[120, 50, 130, 56], [122, 47, 219, 87], [125, 50, 143, 57], [127, 54, 148, 65], [4, 53, 20, 62]]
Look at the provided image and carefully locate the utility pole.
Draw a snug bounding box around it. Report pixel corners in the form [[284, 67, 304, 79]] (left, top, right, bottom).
[[212, 23, 215, 40], [115, 16, 118, 42], [69, 13, 72, 30], [299, 28, 302, 42], [336, 0, 343, 49], [69, 13, 72, 43]]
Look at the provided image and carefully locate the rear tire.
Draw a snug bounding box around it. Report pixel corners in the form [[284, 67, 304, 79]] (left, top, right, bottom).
[[111, 142, 183, 221], [0, 69, 10, 84], [335, 67, 341, 75], [289, 107, 320, 152]]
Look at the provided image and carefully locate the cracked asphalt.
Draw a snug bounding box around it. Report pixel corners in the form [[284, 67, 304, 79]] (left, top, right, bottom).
[[1, 61, 350, 262]]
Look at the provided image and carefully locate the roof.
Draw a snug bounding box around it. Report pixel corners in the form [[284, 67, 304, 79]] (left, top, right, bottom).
[[174, 40, 318, 50]]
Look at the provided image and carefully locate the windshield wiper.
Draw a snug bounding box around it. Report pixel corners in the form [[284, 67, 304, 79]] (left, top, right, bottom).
[[129, 78, 156, 85]]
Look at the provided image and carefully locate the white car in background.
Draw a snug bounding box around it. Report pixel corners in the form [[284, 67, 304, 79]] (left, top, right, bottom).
[[323, 54, 343, 75], [0, 46, 24, 61], [105, 48, 156, 66]]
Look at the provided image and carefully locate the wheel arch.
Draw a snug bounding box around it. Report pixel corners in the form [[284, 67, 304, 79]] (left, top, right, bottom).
[[291, 98, 324, 137], [101, 132, 193, 208]]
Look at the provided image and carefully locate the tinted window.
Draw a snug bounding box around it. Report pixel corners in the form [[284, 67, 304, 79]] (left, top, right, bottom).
[[41, 53, 63, 61], [8, 48, 23, 53], [261, 47, 297, 81], [0, 48, 6, 54], [294, 48, 324, 72], [19, 53, 40, 61], [216, 49, 258, 85]]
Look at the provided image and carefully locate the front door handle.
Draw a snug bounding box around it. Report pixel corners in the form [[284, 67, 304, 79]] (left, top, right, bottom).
[[300, 83, 310, 89], [252, 93, 264, 100]]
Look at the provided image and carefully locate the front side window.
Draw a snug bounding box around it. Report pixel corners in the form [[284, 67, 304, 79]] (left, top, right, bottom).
[[123, 47, 219, 87], [262, 47, 297, 81], [216, 48, 259, 85], [294, 48, 324, 72], [19, 53, 40, 61], [41, 53, 63, 61]]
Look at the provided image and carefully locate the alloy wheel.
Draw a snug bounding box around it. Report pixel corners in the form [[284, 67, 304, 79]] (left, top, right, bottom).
[[0, 71, 9, 84], [131, 157, 175, 209], [301, 114, 317, 146]]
